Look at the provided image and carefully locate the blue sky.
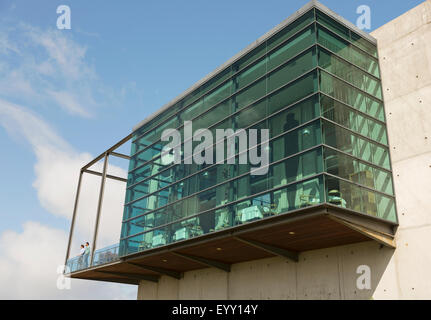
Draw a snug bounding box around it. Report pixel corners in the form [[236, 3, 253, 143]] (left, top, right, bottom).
[[0, 0, 424, 299]]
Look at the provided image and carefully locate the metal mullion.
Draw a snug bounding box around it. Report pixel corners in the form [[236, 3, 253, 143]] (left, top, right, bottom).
[[130, 67, 318, 175], [130, 42, 317, 161], [123, 143, 323, 224], [132, 20, 317, 144], [124, 116, 321, 208], [127, 90, 318, 191], [120, 172, 325, 241]]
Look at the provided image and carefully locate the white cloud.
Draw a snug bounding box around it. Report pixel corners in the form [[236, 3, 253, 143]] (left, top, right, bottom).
[[0, 221, 136, 299], [0, 24, 101, 117], [0, 98, 132, 299], [46, 90, 92, 118], [26, 26, 94, 81], [0, 31, 20, 55], [0, 18, 136, 299]]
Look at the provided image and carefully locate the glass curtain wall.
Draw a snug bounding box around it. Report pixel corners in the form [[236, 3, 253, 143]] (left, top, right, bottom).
[[315, 9, 396, 223], [119, 8, 397, 256]]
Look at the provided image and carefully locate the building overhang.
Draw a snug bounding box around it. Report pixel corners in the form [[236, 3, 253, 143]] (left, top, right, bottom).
[[67, 204, 397, 285]]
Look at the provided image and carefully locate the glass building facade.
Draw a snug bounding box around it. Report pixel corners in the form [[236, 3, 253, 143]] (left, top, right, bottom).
[[119, 7, 397, 257]]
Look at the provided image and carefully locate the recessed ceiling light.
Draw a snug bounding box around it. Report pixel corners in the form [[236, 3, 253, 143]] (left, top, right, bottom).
[[289, 232, 295, 235], [216, 247, 222, 251], [162, 259, 168, 262]]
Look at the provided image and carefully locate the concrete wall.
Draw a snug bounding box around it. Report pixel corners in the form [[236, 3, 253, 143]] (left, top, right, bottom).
[[370, 0, 431, 299], [138, 241, 397, 300], [137, 0, 431, 300]]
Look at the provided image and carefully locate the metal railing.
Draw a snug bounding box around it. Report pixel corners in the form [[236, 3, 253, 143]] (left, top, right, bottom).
[[66, 243, 120, 273]]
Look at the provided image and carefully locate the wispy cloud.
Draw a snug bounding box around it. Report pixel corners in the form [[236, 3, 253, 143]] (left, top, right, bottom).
[[0, 99, 131, 299], [0, 15, 136, 299], [0, 24, 101, 118], [46, 90, 92, 118], [26, 26, 95, 81], [0, 31, 20, 55]]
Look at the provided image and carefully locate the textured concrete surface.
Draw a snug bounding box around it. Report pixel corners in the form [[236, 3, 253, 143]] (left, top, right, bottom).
[[137, 241, 395, 300], [371, 0, 431, 299], [137, 0, 431, 300]]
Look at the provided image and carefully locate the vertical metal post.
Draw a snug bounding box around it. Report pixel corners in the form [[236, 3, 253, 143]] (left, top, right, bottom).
[[64, 170, 84, 272], [90, 152, 109, 267]]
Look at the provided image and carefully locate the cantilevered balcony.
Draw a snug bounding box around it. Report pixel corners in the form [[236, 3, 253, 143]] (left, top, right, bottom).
[[64, 0, 398, 285]]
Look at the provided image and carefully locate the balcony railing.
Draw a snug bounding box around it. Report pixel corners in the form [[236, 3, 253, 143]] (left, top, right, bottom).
[[66, 243, 120, 273]]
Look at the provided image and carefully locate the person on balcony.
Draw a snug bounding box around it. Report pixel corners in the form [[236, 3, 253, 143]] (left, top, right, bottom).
[[84, 242, 90, 268], [78, 244, 85, 268]]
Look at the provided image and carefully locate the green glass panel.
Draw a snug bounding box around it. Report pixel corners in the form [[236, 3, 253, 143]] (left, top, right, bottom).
[[321, 94, 357, 131], [269, 70, 318, 114], [319, 70, 384, 122], [376, 193, 397, 223], [351, 32, 378, 57], [368, 118, 388, 145], [268, 25, 315, 70], [316, 9, 350, 41], [179, 98, 204, 122], [267, 9, 315, 51], [318, 47, 382, 99], [322, 120, 391, 170], [325, 175, 361, 211], [235, 99, 267, 129], [269, 94, 319, 137], [320, 94, 388, 145], [233, 44, 266, 73], [372, 144, 391, 170], [193, 99, 231, 129], [134, 103, 181, 139], [203, 81, 232, 110], [235, 77, 266, 111], [271, 147, 323, 187], [324, 147, 360, 183], [235, 58, 267, 91], [268, 48, 316, 92], [325, 174, 396, 221], [271, 120, 321, 162], [317, 26, 380, 77], [373, 167, 394, 196], [322, 146, 395, 197], [200, 67, 232, 98]]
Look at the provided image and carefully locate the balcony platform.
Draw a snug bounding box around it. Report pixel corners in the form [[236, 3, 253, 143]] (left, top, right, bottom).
[[67, 204, 397, 285]]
